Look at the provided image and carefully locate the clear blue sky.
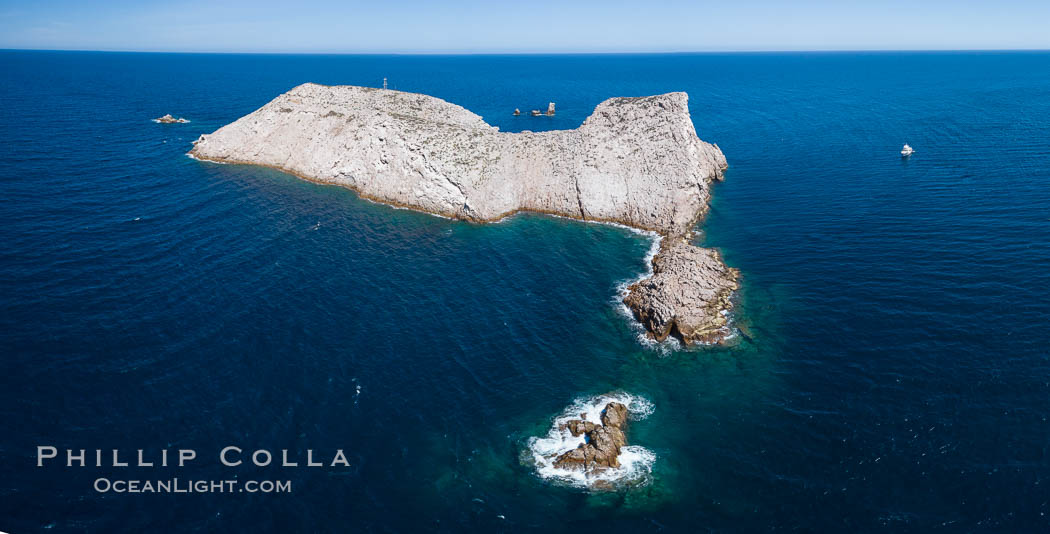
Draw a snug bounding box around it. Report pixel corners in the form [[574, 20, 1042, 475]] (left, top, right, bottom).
[[1, 0, 1048, 53]]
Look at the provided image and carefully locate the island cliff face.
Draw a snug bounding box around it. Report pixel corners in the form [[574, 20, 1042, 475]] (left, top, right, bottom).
[[190, 83, 738, 345]]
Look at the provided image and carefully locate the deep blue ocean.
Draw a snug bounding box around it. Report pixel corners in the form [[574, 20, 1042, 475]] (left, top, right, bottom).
[[1, 50, 1049, 532]]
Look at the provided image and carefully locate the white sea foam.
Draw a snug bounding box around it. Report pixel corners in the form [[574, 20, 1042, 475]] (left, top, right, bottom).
[[186, 153, 231, 164], [611, 233, 687, 352], [518, 211, 662, 238], [525, 392, 655, 489], [612, 232, 740, 350]]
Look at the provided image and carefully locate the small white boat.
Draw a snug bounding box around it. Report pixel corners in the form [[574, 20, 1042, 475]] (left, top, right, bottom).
[[901, 144, 915, 157]]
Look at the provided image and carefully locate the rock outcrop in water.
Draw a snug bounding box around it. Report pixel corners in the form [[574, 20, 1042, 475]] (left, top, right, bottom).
[[624, 238, 739, 344], [526, 393, 655, 489], [154, 114, 189, 124], [189, 83, 737, 344], [554, 402, 629, 471]]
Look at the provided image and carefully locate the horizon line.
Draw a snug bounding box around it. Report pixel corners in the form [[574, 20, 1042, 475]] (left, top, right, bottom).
[[3, 47, 1050, 56]]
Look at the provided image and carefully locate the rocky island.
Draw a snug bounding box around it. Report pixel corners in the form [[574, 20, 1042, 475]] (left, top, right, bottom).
[[190, 83, 738, 345], [553, 401, 629, 471], [526, 392, 655, 487], [154, 114, 189, 124]]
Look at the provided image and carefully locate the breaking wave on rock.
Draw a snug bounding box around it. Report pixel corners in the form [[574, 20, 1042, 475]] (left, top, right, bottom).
[[612, 234, 683, 352], [524, 392, 655, 489], [614, 231, 739, 351]]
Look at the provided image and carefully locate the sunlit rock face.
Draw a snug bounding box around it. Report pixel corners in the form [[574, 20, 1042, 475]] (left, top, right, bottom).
[[190, 83, 736, 344]]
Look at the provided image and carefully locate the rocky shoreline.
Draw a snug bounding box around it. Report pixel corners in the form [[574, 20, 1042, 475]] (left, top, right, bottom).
[[189, 83, 737, 345]]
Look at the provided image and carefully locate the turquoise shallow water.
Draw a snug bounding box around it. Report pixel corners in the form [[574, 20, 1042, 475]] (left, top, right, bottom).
[[1, 50, 1050, 532]]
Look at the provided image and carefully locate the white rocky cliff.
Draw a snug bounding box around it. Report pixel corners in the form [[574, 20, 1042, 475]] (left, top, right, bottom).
[[190, 83, 739, 345]]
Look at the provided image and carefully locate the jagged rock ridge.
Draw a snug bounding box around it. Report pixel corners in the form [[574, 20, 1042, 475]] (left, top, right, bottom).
[[554, 401, 629, 471]]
